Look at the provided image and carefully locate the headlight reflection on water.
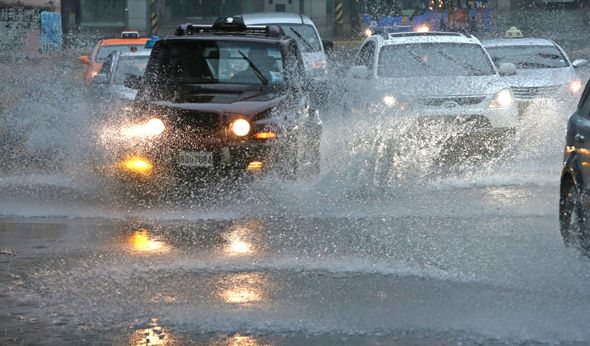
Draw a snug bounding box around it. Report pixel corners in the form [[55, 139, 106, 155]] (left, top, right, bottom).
[[224, 220, 261, 256], [127, 229, 170, 253], [218, 272, 268, 304], [127, 321, 175, 346], [210, 334, 271, 346]]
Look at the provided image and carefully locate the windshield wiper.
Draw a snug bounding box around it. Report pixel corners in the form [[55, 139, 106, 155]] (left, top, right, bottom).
[[409, 50, 429, 67], [289, 27, 314, 52], [437, 50, 486, 75], [409, 50, 445, 74], [238, 50, 269, 86]]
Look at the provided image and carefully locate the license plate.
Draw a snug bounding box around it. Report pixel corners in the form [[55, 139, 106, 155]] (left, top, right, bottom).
[[178, 151, 213, 167]]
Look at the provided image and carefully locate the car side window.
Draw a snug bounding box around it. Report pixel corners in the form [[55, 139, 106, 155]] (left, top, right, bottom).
[[355, 42, 376, 70], [98, 55, 113, 75]]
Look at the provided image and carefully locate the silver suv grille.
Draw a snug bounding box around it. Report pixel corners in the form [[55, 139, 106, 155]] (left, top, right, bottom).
[[415, 97, 486, 107], [511, 85, 563, 100]]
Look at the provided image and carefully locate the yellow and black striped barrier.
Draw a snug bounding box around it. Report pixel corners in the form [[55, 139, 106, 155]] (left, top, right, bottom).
[[151, 12, 158, 36], [335, 2, 344, 24]]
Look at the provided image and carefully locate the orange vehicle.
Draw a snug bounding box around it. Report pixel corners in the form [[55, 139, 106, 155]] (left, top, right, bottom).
[[79, 33, 150, 88]]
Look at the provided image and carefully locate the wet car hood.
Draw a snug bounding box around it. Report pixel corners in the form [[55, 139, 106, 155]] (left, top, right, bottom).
[[148, 88, 287, 119], [376, 75, 508, 97], [501, 67, 576, 88]]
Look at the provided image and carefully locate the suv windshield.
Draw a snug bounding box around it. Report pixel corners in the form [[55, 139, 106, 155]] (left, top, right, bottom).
[[150, 40, 285, 85], [486, 45, 569, 69], [378, 43, 495, 77]]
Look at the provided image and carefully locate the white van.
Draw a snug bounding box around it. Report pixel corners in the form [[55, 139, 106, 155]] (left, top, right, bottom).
[[238, 13, 330, 80]]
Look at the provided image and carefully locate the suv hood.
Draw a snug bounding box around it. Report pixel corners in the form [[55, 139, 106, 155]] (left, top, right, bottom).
[[149, 89, 287, 119], [377, 75, 508, 97], [151, 92, 287, 118]]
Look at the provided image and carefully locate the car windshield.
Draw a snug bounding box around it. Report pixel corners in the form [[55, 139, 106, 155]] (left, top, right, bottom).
[[96, 44, 150, 63], [150, 40, 285, 86], [277, 24, 322, 52], [485, 45, 569, 69], [113, 55, 150, 85], [378, 43, 495, 77]]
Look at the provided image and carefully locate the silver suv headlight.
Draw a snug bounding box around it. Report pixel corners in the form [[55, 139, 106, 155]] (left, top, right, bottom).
[[489, 88, 514, 108]]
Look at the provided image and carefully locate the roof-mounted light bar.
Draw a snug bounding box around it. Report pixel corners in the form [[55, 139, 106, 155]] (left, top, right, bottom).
[[174, 17, 283, 38]]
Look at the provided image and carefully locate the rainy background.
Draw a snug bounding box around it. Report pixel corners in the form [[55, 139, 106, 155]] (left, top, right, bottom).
[[2, 1, 590, 345]]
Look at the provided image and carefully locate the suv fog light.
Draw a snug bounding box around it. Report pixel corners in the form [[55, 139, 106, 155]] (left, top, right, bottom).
[[248, 161, 263, 171], [489, 88, 513, 108], [232, 119, 250, 136], [120, 157, 152, 174]]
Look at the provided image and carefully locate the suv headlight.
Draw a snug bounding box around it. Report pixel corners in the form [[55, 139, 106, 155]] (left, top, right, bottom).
[[382, 95, 409, 110], [489, 88, 514, 108], [232, 119, 250, 136], [123, 118, 166, 138]]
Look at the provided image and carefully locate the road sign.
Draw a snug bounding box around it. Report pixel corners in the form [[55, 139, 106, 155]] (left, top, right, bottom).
[[40, 12, 62, 53]]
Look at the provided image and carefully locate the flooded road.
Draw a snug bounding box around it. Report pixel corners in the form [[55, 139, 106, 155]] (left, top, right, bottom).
[[2, 184, 588, 345], [3, 15, 590, 345]]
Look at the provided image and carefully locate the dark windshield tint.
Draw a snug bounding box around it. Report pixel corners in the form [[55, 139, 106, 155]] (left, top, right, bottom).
[[485, 45, 569, 69], [378, 43, 495, 77], [150, 41, 284, 85]]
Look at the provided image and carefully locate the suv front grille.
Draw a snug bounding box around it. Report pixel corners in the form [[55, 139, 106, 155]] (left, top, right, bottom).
[[172, 111, 222, 138], [415, 97, 486, 107], [511, 85, 563, 100]]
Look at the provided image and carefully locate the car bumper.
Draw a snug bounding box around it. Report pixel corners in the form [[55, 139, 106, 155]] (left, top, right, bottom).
[[111, 140, 278, 182]]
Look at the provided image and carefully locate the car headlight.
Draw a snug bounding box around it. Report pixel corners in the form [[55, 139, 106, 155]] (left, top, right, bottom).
[[571, 80, 583, 93], [123, 118, 166, 138], [232, 119, 250, 136], [383, 95, 397, 106], [489, 88, 513, 108]]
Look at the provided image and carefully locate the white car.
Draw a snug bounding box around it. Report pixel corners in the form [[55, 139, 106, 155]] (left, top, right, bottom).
[[347, 32, 518, 144], [482, 38, 587, 106], [238, 13, 329, 80], [89, 50, 151, 102]]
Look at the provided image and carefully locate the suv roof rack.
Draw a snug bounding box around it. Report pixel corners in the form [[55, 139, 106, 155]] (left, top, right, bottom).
[[174, 16, 284, 38]]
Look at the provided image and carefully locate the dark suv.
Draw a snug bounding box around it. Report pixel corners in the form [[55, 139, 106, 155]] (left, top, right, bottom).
[[105, 17, 322, 183], [560, 80, 590, 252]]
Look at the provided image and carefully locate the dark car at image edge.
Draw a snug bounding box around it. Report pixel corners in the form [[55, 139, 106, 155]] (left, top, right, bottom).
[[560, 79, 590, 252]]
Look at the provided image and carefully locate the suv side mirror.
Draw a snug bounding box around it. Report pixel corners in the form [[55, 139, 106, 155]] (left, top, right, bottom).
[[349, 65, 369, 79], [79, 55, 89, 64], [573, 59, 588, 68], [92, 74, 108, 84], [322, 40, 334, 55], [124, 73, 143, 89], [498, 63, 517, 76]]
